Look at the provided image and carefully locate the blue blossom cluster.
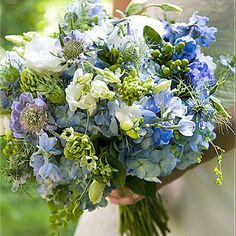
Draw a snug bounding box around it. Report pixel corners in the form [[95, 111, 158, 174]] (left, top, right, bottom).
[[0, 0, 231, 231]]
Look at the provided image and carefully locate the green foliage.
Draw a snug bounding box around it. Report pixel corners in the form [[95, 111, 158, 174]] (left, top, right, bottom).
[[0, 0, 48, 49], [47, 183, 82, 235], [143, 25, 163, 47]]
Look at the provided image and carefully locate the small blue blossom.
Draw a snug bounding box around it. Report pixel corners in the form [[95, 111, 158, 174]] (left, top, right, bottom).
[[153, 123, 173, 145], [173, 36, 198, 61]]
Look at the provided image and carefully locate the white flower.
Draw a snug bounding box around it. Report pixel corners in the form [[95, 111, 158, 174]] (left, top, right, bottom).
[[178, 116, 195, 136], [24, 37, 65, 73], [116, 103, 142, 124], [77, 94, 97, 115], [65, 82, 85, 112], [115, 103, 143, 138], [90, 80, 115, 99], [127, 15, 166, 38]]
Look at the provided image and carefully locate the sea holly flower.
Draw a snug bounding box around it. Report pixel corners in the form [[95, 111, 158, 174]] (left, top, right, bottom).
[[10, 92, 47, 138]]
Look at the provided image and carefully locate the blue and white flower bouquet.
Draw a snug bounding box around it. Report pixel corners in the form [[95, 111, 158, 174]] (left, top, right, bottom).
[[1, 0, 235, 235]]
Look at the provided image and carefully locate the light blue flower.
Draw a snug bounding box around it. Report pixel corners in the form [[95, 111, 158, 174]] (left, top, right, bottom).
[[150, 147, 179, 176], [178, 116, 195, 136]]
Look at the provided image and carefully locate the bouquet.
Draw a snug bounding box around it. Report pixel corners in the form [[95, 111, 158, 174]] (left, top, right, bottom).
[[1, 0, 234, 235]]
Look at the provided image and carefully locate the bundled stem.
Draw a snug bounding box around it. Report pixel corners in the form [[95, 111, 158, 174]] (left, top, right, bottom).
[[119, 194, 170, 236]]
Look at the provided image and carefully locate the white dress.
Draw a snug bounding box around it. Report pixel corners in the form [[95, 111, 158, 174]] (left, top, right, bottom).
[[75, 0, 235, 235]]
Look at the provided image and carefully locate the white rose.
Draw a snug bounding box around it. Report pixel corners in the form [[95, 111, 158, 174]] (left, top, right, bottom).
[[127, 15, 166, 38], [24, 37, 65, 73]]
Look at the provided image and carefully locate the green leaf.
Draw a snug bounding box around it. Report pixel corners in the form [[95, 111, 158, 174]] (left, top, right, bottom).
[[107, 144, 126, 189], [158, 3, 183, 13], [125, 176, 156, 198], [0, 135, 7, 158], [143, 25, 163, 47], [125, 2, 144, 16]]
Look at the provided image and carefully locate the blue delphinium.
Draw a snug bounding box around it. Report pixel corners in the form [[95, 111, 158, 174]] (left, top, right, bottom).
[[165, 12, 217, 48], [173, 36, 198, 61], [153, 124, 173, 145], [188, 58, 216, 90]]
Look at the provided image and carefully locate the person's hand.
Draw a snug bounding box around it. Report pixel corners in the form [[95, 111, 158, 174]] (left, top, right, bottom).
[[108, 187, 144, 206]]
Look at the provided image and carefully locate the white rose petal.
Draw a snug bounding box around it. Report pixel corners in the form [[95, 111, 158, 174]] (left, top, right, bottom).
[[24, 37, 65, 73]]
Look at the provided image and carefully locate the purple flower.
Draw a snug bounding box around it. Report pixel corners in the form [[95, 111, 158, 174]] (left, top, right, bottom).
[[10, 92, 47, 138], [62, 30, 93, 62], [39, 132, 57, 152]]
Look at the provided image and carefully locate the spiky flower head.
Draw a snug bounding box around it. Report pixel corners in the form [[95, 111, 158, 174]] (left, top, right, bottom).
[[20, 68, 39, 95], [20, 105, 46, 134], [10, 92, 47, 138], [62, 30, 92, 63]]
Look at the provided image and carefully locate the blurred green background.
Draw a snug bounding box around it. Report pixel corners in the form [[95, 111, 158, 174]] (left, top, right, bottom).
[[0, 0, 112, 236]]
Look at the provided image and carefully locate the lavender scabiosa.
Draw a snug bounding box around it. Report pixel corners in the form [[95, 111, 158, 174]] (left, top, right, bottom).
[[62, 30, 92, 63], [10, 92, 47, 138]]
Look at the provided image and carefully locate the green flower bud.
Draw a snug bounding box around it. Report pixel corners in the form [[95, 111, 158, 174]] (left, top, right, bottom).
[[175, 42, 185, 53], [184, 67, 191, 73], [126, 129, 139, 139], [88, 180, 106, 204], [162, 67, 171, 75], [174, 59, 182, 67], [165, 42, 174, 52], [181, 59, 189, 67], [20, 68, 39, 95], [153, 80, 172, 94], [152, 49, 161, 58]]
